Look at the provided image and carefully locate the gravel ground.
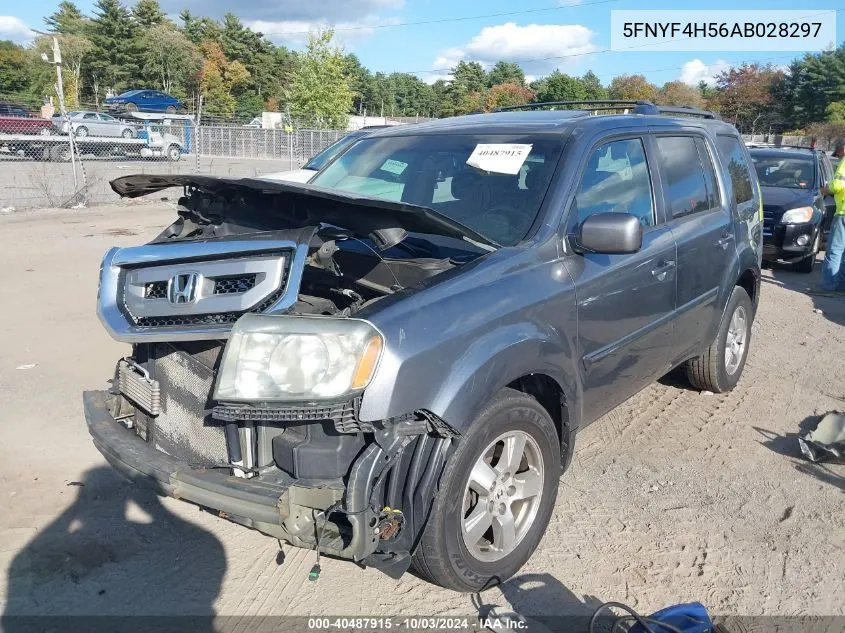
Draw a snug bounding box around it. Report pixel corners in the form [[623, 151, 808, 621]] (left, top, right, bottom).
[[0, 203, 843, 630]]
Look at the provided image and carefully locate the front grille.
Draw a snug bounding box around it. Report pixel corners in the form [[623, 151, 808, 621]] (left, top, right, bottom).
[[145, 281, 167, 299], [213, 399, 371, 433], [214, 274, 257, 295], [137, 312, 242, 327]]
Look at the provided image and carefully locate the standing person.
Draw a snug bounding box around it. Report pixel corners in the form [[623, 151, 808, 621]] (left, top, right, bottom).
[[818, 143, 845, 293]]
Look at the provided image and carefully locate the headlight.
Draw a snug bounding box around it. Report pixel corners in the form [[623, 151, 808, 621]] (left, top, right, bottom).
[[781, 206, 814, 224], [214, 314, 383, 402]]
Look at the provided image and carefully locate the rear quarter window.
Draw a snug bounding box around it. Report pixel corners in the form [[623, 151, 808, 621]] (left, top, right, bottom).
[[716, 135, 755, 204]]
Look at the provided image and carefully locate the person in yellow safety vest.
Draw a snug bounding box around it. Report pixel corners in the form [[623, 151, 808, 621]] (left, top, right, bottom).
[[818, 143, 845, 294]]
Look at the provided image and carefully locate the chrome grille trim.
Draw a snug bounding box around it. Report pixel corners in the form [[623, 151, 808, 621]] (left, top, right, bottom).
[[98, 239, 310, 343]]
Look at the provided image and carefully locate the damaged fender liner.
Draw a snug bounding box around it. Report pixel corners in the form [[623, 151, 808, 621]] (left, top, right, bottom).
[[84, 390, 287, 525]]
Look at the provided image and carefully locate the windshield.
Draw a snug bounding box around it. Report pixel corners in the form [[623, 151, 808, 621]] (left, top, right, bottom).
[[751, 155, 816, 189], [310, 134, 563, 246], [304, 134, 361, 171]]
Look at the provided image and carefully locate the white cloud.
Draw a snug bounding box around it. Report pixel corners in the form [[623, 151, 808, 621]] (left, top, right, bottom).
[[0, 16, 33, 41], [166, 0, 402, 22], [247, 16, 400, 48], [679, 58, 730, 86], [425, 22, 597, 83]]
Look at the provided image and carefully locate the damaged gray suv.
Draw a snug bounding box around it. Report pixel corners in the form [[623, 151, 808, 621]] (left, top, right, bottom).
[[86, 101, 763, 591]]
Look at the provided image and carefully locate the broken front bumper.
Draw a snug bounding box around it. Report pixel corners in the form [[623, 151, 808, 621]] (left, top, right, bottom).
[[84, 389, 294, 532], [84, 389, 446, 577]]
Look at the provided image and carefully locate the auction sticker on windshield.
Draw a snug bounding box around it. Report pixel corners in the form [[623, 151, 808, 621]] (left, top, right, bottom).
[[466, 144, 532, 175]]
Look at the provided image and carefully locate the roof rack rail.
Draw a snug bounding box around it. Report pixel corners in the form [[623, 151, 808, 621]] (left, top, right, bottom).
[[745, 143, 817, 151], [496, 100, 649, 112], [495, 100, 721, 120]]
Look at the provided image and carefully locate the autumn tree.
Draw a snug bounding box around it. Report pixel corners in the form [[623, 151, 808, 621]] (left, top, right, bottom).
[[711, 63, 783, 133], [199, 40, 250, 116], [658, 80, 704, 108], [485, 82, 534, 111], [289, 31, 353, 128], [608, 74, 659, 102]]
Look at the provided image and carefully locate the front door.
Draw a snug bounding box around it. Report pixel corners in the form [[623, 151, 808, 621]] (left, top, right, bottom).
[[563, 136, 677, 424], [652, 134, 736, 364]]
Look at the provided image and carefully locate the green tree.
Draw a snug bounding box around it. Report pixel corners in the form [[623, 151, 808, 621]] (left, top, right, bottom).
[[487, 61, 525, 87], [140, 24, 200, 97], [0, 41, 32, 94], [452, 61, 487, 94], [133, 0, 169, 28], [826, 101, 845, 123], [35, 34, 93, 108], [289, 31, 353, 128], [87, 0, 138, 95], [44, 1, 88, 35], [581, 71, 608, 101], [179, 10, 221, 45], [608, 74, 659, 102], [533, 70, 587, 102]]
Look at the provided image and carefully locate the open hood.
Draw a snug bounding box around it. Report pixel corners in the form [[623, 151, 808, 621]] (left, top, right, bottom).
[[110, 174, 497, 249]]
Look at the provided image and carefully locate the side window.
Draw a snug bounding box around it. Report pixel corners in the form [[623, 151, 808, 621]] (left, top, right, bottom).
[[695, 138, 721, 210], [820, 154, 832, 184], [655, 136, 714, 219], [716, 135, 754, 205], [572, 138, 655, 229], [83, 112, 98, 120]]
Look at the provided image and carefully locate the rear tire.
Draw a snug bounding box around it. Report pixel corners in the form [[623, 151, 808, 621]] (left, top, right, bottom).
[[685, 286, 753, 393], [122, 128, 135, 139], [793, 231, 820, 274], [411, 388, 561, 591], [166, 105, 176, 114], [49, 144, 71, 162]]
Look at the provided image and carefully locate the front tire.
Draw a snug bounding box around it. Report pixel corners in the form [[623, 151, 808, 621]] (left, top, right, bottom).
[[685, 286, 753, 393], [75, 126, 88, 138], [125, 102, 138, 112], [411, 388, 561, 591]]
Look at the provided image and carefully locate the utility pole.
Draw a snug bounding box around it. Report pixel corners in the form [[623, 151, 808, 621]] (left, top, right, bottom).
[[36, 31, 80, 197]]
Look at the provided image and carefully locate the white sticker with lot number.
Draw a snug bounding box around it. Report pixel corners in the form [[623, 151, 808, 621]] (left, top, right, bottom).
[[466, 143, 532, 175], [379, 158, 408, 175]]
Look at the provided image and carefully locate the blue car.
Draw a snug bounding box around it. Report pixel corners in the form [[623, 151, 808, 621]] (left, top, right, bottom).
[[104, 89, 183, 114]]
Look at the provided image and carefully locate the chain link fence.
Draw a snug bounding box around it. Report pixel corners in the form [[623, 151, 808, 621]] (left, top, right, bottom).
[[0, 97, 355, 210]]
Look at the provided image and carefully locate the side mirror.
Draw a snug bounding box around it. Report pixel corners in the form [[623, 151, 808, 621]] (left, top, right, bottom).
[[573, 212, 643, 255]]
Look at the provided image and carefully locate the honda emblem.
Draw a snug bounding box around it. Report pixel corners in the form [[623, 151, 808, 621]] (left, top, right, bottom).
[[167, 272, 200, 304]]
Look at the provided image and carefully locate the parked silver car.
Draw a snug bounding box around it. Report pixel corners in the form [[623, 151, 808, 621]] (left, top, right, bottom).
[[52, 111, 137, 139]]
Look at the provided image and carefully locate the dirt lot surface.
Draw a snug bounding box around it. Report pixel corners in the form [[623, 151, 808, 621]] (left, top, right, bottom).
[[1, 204, 843, 627]]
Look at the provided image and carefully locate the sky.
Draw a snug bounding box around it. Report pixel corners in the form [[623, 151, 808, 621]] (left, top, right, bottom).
[[2, 0, 844, 87]]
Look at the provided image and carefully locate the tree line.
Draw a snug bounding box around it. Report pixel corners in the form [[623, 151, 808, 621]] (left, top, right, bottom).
[[1, 0, 845, 134]]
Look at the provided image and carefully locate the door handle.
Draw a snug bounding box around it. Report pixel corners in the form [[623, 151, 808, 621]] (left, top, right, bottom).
[[717, 231, 734, 248], [651, 260, 675, 281]]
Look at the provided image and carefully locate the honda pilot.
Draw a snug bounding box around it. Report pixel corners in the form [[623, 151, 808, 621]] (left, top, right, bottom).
[[85, 101, 763, 591]]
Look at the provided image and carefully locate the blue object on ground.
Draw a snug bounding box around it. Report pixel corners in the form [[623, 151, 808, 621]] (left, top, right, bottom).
[[629, 602, 713, 633]]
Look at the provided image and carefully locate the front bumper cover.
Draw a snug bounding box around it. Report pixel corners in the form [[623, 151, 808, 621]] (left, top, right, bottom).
[[762, 221, 816, 261], [84, 390, 290, 528]]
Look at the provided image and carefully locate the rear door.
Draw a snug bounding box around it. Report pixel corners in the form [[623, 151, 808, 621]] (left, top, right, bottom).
[[653, 133, 737, 365], [563, 135, 677, 423]]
